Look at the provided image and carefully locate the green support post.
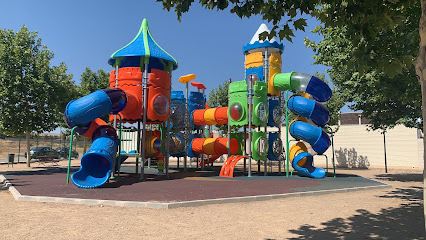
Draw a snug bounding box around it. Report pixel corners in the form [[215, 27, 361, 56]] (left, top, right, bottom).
[[285, 91, 290, 177], [66, 126, 78, 184]]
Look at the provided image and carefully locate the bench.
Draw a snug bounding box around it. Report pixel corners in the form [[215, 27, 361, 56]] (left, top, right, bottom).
[[36, 156, 59, 166]]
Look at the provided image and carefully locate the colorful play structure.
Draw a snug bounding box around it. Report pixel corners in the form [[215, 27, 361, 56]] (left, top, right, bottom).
[[64, 19, 334, 188]]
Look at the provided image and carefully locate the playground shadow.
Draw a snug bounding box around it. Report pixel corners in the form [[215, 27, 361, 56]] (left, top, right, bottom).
[[287, 186, 424, 239], [335, 147, 370, 169]]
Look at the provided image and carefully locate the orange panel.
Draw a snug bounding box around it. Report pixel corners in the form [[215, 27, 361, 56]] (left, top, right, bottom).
[[214, 107, 228, 125], [149, 69, 171, 89], [110, 67, 143, 88], [82, 118, 109, 140], [120, 88, 142, 120], [219, 155, 246, 178], [193, 109, 207, 125], [192, 138, 205, 154], [147, 86, 170, 122]]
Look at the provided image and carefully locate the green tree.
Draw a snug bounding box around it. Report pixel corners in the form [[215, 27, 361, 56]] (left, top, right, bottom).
[[79, 67, 110, 96], [305, 25, 422, 130], [0, 26, 78, 166]]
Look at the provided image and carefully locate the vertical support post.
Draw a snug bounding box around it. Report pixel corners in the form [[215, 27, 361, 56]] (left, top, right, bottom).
[[66, 126, 78, 184], [263, 48, 269, 176], [140, 62, 149, 180], [383, 129, 388, 173], [278, 94, 283, 175], [285, 91, 290, 177], [243, 126, 247, 175], [136, 121, 141, 175], [228, 78, 232, 158], [18, 137, 21, 163], [184, 82, 189, 171], [113, 65, 119, 129], [247, 75, 253, 177]]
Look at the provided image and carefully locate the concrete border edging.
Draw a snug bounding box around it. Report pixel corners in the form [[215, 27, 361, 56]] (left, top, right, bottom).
[[1, 174, 391, 209]]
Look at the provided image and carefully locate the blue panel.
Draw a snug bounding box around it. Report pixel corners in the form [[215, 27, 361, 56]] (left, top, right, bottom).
[[189, 91, 205, 112], [287, 96, 315, 119], [289, 121, 322, 145], [311, 102, 330, 127], [292, 152, 326, 178], [245, 66, 264, 82], [312, 130, 331, 154], [267, 132, 281, 161], [65, 90, 112, 126], [306, 76, 332, 102], [268, 99, 281, 127], [171, 91, 185, 101]]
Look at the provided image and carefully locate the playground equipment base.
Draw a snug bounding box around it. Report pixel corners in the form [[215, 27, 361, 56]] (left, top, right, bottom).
[[1, 167, 390, 209]]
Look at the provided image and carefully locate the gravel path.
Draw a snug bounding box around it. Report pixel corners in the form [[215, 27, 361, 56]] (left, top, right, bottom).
[[0, 161, 424, 239]]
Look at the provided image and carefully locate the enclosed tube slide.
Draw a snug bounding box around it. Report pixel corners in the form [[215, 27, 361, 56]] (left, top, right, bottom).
[[65, 89, 127, 188], [192, 107, 228, 126], [273, 72, 332, 102], [273, 72, 332, 178], [191, 137, 239, 156]]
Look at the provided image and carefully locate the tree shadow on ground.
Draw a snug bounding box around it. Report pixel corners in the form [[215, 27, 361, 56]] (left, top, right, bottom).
[[287, 186, 424, 239], [2, 166, 73, 177], [375, 173, 423, 182]]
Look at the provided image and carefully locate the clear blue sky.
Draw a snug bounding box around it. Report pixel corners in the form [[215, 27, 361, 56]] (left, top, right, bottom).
[[1, 0, 350, 112]]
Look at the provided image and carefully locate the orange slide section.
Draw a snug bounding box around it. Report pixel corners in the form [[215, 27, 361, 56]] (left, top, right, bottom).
[[193, 107, 228, 125], [219, 155, 246, 178]]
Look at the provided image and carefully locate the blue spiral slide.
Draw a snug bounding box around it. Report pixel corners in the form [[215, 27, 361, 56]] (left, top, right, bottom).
[[65, 89, 127, 188], [275, 72, 332, 178]]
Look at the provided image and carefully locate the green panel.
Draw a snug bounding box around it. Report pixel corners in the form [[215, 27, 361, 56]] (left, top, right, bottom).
[[252, 82, 268, 126], [229, 81, 248, 127], [252, 131, 268, 161], [253, 81, 267, 95], [229, 80, 248, 94], [273, 72, 294, 91], [230, 132, 244, 155]]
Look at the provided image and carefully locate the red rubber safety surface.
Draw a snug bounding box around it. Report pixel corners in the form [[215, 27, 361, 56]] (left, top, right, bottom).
[[4, 170, 320, 202]]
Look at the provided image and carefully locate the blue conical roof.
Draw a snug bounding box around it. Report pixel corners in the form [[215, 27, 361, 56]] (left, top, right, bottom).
[[108, 19, 178, 71]]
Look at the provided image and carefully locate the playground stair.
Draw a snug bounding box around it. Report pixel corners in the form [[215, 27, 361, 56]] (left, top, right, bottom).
[[219, 155, 246, 178]]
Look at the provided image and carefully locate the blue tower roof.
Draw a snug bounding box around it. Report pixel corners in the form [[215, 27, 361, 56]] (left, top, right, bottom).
[[108, 19, 178, 71]]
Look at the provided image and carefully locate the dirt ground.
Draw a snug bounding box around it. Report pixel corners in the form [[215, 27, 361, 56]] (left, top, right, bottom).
[[0, 161, 424, 240]]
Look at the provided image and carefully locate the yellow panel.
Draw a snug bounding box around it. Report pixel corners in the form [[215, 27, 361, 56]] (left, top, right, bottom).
[[269, 53, 282, 68], [245, 52, 263, 69], [178, 74, 196, 83], [268, 67, 281, 96], [289, 142, 308, 167], [204, 108, 217, 125], [202, 138, 217, 155]]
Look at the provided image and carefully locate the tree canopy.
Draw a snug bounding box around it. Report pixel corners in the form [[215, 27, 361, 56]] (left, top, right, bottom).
[[79, 67, 110, 96], [0, 26, 78, 136], [305, 24, 422, 130]]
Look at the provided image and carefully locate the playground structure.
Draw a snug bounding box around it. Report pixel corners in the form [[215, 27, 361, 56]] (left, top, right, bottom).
[[64, 19, 333, 188]]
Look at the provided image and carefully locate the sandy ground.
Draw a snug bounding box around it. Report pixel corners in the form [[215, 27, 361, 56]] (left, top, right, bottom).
[[0, 160, 424, 240]]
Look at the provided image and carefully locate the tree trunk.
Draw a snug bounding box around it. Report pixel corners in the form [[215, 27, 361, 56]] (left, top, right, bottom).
[[415, 0, 426, 231], [26, 131, 31, 167]]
